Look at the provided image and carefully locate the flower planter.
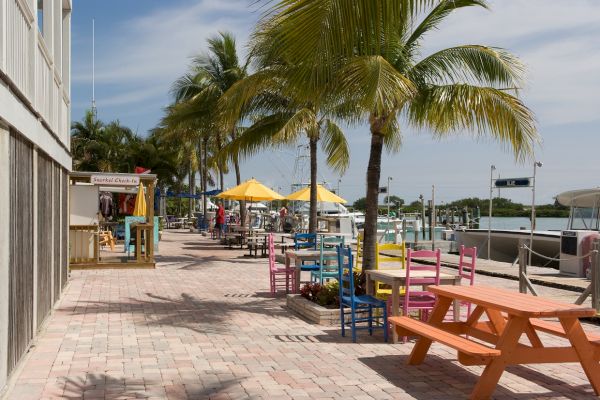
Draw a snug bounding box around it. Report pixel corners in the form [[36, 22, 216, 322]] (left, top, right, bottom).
[[286, 294, 340, 325]]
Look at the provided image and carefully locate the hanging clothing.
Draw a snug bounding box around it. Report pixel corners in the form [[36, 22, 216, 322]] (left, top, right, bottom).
[[99, 192, 113, 218]]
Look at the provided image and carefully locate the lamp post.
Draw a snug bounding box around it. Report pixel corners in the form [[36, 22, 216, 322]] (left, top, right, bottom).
[[387, 177, 392, 219], [488, 165, 496, 260], [529, 161, 543, 265], [337, 179, 341, 196]]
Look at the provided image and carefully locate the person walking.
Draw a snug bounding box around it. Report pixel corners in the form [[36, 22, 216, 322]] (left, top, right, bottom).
[[279, 206, 288, 232], [215, 202, 225, 239]]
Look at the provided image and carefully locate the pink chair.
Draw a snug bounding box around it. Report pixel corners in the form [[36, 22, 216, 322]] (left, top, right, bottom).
[[400, 249, 441, 328], [457, 245, 477, 318], [268, 234, 295, 294]]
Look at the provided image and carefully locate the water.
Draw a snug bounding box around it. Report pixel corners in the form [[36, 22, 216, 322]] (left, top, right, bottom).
[[478, 217, 569, 231]]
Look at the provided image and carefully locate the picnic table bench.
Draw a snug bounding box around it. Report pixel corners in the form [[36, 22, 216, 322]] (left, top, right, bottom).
[[390, 284, 600, 399]]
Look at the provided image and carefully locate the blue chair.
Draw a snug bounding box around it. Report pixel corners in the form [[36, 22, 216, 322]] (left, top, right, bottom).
[[294, 233, 317, 250], [337, 246, 388, 343], [311, 236, 344, 284], [294, 233, 320, 274]]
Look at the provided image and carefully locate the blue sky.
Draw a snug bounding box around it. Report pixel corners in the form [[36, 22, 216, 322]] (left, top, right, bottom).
[[71, 0, 600, 205]]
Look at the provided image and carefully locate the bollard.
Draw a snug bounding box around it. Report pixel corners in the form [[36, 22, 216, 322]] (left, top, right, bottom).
[[518, 244, 527, 294], [593, 240, 600, 313]]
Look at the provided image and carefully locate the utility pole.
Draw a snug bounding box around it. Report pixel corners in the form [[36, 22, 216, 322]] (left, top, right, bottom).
[[431, 185, 436, 251], [529, 161, 543, 265], [488, 165, 496, 260], [419, 194, 425, 240]]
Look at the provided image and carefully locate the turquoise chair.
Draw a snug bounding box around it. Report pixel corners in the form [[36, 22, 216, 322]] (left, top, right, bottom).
[[124, 216, 159, 256], [311, 236, 344, 284]]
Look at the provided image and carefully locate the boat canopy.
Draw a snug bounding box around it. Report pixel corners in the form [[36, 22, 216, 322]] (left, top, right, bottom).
[[556, 188, 600, 208]]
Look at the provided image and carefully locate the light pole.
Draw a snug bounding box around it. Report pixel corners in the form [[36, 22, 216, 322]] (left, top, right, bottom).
[[488, 165, 496, 260], [387, 177, 392, 219], [529, 161, 543, 265], [337, 179, 341, 196]]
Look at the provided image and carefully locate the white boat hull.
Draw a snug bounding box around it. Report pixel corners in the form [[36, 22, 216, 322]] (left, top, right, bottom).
[[454, 229, 561, 266]]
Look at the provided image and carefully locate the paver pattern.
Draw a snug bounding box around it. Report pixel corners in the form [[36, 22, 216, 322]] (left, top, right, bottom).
[[6, 231, 600, 399]]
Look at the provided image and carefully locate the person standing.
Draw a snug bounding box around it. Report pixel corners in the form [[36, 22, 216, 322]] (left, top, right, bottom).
[[279, 206, 288, 232], [216, 202, 225, 239]]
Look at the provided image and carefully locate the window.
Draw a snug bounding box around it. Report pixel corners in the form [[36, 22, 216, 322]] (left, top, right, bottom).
[[37, 0, 43, 34]]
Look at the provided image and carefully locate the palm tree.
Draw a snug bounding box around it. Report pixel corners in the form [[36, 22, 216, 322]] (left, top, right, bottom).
[[166, 31, 249, 222], [219, 68, 350, 233], [255, 0, 538, 270]]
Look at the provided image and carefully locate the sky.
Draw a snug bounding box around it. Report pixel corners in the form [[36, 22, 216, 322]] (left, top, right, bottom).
[[71, 0, 600, 205]]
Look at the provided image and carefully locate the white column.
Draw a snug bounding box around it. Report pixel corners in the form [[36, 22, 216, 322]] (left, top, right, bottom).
[[0, 123, 10, 390], [31, 147, 38, 332], [0, 0, 6, 71]]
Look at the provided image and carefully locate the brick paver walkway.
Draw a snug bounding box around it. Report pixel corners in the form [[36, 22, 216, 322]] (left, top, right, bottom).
[[6, 231, 599, 399]]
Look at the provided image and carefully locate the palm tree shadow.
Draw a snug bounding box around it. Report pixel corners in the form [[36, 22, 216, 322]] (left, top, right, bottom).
[[62, 291, 289, 335], [359, 354, 596, 399], [58, 373, 241, 399]]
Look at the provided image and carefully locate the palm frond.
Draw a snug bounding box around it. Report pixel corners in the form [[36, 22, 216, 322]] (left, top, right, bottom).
[[320, 119, 350, 173], [410, 45, 525, 87], [405, 0, 488, 52], [407, 84, 538, 160], [336, 56, 416, 115]]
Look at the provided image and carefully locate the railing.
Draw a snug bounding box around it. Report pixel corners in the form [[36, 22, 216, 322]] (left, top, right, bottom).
[[36, 39, 52, 125], [517, 241, 600, 313], [69, 225, 99, 264], [5, 0, 33, 99]]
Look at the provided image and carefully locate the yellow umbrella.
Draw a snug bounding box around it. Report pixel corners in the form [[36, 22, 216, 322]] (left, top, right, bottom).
[[132, 182, 147, 217], [217, 178, 284, 201], [286, 184, 347, 203]]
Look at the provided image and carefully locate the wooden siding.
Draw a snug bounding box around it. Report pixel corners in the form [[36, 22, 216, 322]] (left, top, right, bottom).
[[36, 153, 53, 327], [61, 168, 68, 288], [8, 132, 34, 375], [53, 163, 61, 300]]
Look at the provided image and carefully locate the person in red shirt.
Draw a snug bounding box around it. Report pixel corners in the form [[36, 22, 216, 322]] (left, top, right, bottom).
[[215, 202, 225, 239]]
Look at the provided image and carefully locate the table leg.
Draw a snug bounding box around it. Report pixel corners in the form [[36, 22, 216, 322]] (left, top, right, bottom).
[[560, 317, 600, 395], [408, 296, 453, 365], [469, 315, 527, 400]]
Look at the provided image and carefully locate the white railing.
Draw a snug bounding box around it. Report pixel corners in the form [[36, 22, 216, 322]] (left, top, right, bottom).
[[35, 41, 52, 125], [6, 0, 33, 99]]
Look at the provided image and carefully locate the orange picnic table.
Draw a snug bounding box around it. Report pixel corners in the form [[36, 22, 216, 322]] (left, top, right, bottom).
[[390, 285, 600, 399]]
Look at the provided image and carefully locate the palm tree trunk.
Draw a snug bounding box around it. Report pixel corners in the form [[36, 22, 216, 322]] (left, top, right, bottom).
[[233, 154, 246, 227], [309, 137, 318, 234], [363, 117, 386, 271], [188, 161, 194, 216], [202, 137, 208, 221]]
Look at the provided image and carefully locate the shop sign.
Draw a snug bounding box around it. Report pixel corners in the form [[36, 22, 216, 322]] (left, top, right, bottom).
[[91, 174, 140, 186]]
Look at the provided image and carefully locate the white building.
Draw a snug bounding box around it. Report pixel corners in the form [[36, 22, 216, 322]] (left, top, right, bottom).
[[0, 0, 72, 392]]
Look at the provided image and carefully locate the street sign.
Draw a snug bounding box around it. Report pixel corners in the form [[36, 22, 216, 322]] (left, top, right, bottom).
[[494, 177, 532, 188], [378, 187, 388, 194]]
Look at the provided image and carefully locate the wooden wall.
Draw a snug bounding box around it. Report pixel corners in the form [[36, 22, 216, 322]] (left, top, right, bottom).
[[37, 153, 53, 328], [8, 133, 34, 375]]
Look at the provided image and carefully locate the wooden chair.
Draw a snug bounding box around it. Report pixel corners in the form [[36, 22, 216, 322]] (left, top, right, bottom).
[[294, 233, 320, 274], [457, 245, 477, 318], [399, 248, 441, 339], [355, 232, 364, 271], [311, 237, 344, 284], [337, 246, 388, 343], [99, 230, 116, 251], [268, 234, 295, 294], [374, 242, 406, 298]]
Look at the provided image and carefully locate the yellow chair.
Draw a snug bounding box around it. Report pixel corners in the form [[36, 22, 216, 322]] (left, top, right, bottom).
[[99, 230, 116, 251], [374, 242, 406, 298], [355, 232, 364, 271]]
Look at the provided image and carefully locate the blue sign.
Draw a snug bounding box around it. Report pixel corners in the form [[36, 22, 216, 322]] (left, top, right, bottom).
[[494, 178, 531, 188]]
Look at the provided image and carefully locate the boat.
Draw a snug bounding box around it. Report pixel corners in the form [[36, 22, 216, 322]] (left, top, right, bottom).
[[455, 188, 600, 267]]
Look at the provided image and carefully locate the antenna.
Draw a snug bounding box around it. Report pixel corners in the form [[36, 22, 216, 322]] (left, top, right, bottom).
[[91, 18, 97, 122]]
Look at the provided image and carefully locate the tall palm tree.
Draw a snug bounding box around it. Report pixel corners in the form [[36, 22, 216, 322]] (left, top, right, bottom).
[[219, 68, 350, 233], [255, 0, 538, 270], [166, 31, 249, 222]]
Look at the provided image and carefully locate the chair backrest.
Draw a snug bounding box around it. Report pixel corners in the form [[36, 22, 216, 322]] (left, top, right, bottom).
[[322, 235, 345, 247], [268, 233, 276, 272], [376, 242, 406, 270], [294, 233, 317, 250], [337, 246, 355, 299], [458, 245, 477, 285], [405, 248, 441, 298]]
